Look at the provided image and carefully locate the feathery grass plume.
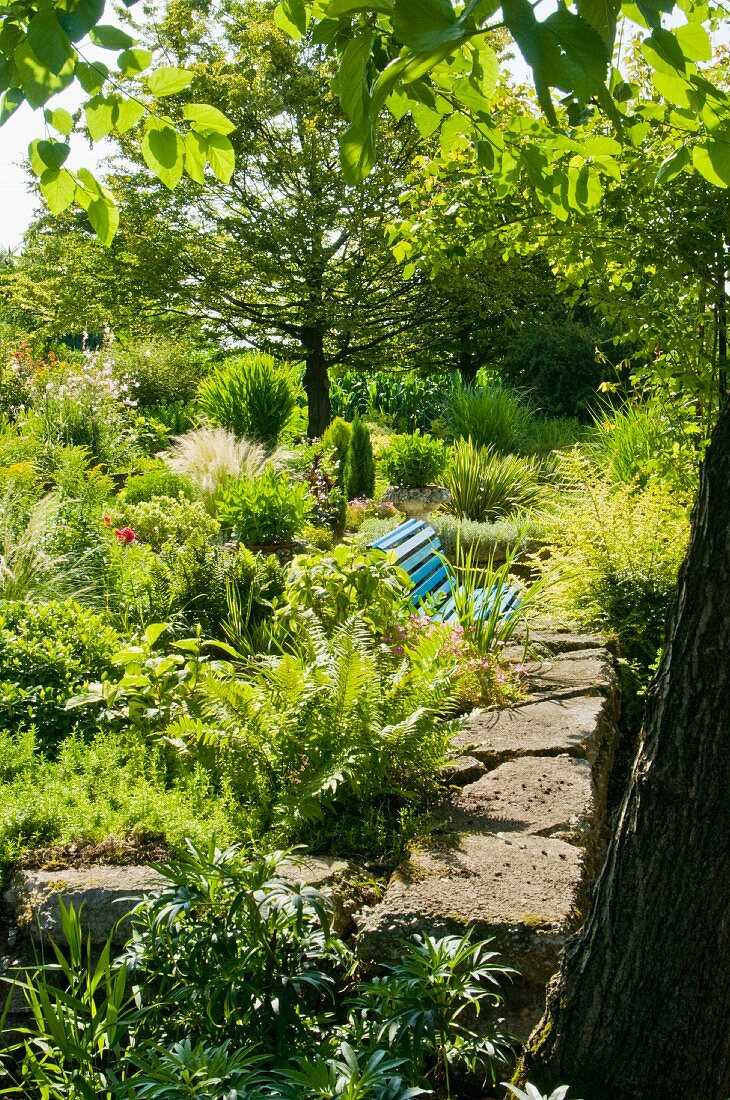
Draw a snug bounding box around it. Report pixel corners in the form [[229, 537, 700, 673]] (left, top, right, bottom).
[[166, 427, 286, 511], [0, 493, 96, 604]]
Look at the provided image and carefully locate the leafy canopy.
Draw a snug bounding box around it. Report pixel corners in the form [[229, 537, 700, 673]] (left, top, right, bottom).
[[0, 0, 236, 242]]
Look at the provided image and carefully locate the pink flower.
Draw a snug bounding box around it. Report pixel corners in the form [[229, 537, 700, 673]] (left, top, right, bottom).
[[114, 526, 136, 544]]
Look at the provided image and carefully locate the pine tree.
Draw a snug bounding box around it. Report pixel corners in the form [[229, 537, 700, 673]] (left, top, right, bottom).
[[344, 417, 376, 500]]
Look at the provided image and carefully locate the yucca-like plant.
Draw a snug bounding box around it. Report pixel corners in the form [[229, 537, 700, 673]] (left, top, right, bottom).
[[444, 440, 543, 522], [166, 426, 284, 511], [447, 380, 533, 453], [197, 352, 299, 448]]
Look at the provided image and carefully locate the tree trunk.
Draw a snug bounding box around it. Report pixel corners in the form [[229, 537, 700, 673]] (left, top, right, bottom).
[[303, 329, 330, 438], [521, 399, 730, 1099]]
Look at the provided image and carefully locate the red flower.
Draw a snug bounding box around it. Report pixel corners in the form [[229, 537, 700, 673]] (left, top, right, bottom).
[[103, 515, 111, 526], [114, 526, 136, 544]]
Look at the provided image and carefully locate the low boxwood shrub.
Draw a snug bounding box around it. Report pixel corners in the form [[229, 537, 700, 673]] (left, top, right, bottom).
[[381, 432, 446, 488], [114, 497, 221, 552], [122, 468, 199, 504], [0, 601, 119, 749]]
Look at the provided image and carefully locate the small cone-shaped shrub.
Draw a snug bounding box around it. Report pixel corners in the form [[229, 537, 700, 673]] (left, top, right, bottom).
[[322, 416, 352, 483], [344, 416, 375, 500]]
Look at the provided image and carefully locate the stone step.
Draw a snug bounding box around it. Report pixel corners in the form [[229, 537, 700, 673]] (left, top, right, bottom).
[[5, 866, 166, 946], [452, 692, 617, 770]]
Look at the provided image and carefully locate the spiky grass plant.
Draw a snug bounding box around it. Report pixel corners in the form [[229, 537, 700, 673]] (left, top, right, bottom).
[[447, 380, 533, 453], [444, 440, 543, 522]]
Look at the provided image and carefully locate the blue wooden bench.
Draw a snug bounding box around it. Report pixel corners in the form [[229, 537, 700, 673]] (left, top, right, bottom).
[[370, 518, 520, 623]]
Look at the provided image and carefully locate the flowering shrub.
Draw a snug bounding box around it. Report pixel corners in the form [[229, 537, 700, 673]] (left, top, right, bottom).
[[386, 616, 524, 710], [24, 332, 140, 467]]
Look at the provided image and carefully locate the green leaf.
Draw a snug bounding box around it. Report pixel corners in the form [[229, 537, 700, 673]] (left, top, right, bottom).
[[323, 0, 393, 13], [76, 168, 119, 245], [544, 6, 610, 97], [142, 119, 185, 189], [183, 102, 235, 135], [392, 0, 459, 51], [332, 30, 373, 121], [577, 0, 620, 49], [410, 99, 442, 137], [89, 24, 136, 50], [184, 129, 207, 184], [0, 87, 24, 125], [692, 139, 730, 187], [655, 144, 690, 183], [651, 68, 691, 108], [117, 47, 152, 75], [26, 10, 73, 75], [58, 0, 105, 43], [39, 166, 76, 214], [85, 94, 114, 140], [580, 134, 622, 156], [273, 0, 309, 38], [567, 163, 603, 210], [87, 193, 119, 244], [146, 66, 195, 97], [44, 106, 74, 135], [674, 20, 712, 62], [642, 28, 686, 73], [13, 40, 75, 107], [113, 96, 144, 133], [204, 131, 235, 183], [340, 115, 375, 184], [29, 138, 71, 176], [75, 60, 108, 93]]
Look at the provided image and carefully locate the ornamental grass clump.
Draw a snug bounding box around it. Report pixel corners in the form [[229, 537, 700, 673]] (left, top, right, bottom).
[[447, 379, 533, 453], [197, 352, 298, 448], [166, 426, 282, 510], [444, 439, 543, 522]]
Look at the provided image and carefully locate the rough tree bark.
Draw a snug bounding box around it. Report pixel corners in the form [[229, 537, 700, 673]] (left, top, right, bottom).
[[303, 328, 330, 438], [522, 398, 730, 1099]]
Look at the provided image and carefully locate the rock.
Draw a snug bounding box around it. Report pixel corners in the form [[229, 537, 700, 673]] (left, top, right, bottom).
[[278, 856, 363, 934], [355, 831, 587, 1014], [6, 866, 166, 945], [522, 652, 618, 702], [527, 630, 612, 654], [452, 694, 618, 770], [451, 756, 597, 850], [441, 755, 488, 786]]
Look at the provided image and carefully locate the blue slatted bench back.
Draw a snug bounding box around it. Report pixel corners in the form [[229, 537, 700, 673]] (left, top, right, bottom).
[[371, 519, 521, 623]]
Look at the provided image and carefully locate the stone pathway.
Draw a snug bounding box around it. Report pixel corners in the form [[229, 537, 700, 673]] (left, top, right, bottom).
[[354, 631, 620, 1036]]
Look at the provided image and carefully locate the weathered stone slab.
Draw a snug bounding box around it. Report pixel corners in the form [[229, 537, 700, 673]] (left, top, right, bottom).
[[6, 866, 166, 944], [528, 631, 607, 654], [440, 755, 488, 787], [452, 694, 616, 770], [522, 653, 617, 702], [451, 756, 596, 849], [355, 832, 586, 994]]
